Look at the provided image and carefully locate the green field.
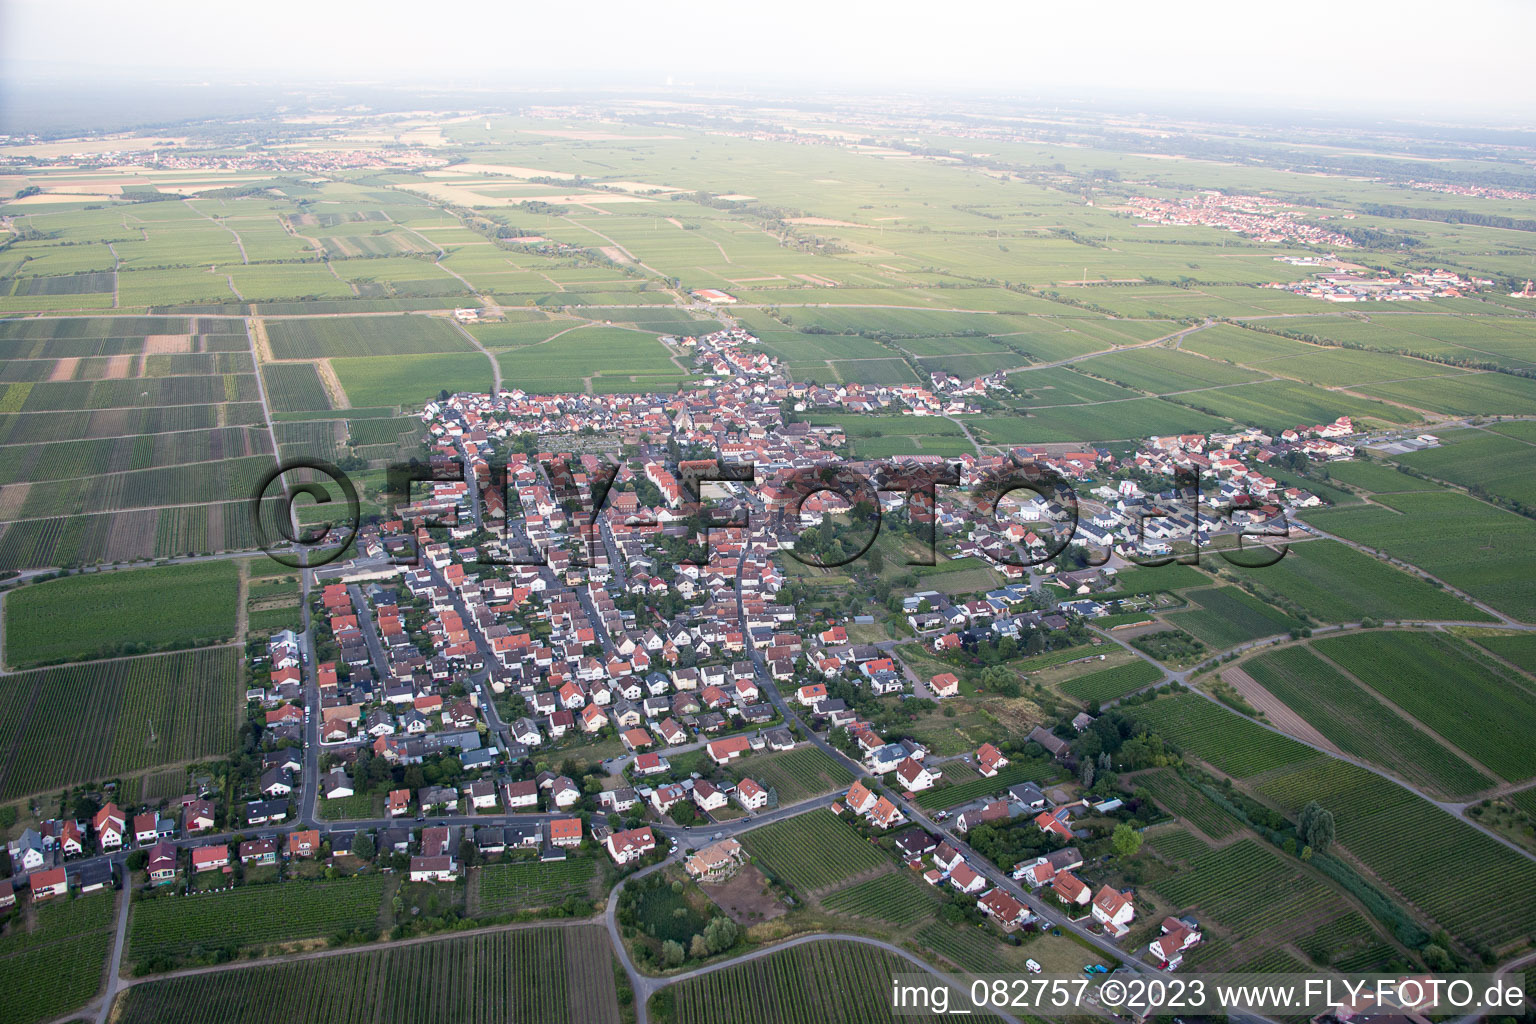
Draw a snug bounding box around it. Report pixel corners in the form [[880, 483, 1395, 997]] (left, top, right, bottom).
[[330, 352, 493, 408], [740, 812, 889, 893], [1241, 645, 1494, 796], [1128, 692, 1319, 778], [1253, 757, 1536, 951], [1394, 428, 1536, 509], [0, 893, 116, 1024], [1169, 586, 1304, 649], [1058, 659, 1162, 703], [1313, 631, 1536, 781], [264, 316, 471, 358], [821, 871, 939, 925], [473, 858, 596, 914], [1305, 491, 1536, 622], [1153, 839, 1382, 971], [0, 647, 240, 799], [117, 924, 620, 1024], [1211, 540, 1488, 625], [1136, 769, 1242, 839], [663, 940, 973, 1024], [735, 746, 853, 805], [5, 560, 237, 666], [130, 874, 388, 967]]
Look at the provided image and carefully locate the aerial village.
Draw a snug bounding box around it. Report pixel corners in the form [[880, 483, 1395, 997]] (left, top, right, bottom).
[[5, 324, 1375, 976]]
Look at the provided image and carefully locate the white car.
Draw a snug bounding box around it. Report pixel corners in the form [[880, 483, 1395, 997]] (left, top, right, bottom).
[[1025, 959, 1042, 975]]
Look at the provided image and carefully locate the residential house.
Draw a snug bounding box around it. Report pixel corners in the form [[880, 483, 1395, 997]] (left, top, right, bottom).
[[895, 757, 940, 792], [1092, 886, 1136, 937], [975, 743, 1009, 778], [548, 817, 583, 848], [605, 826, 656, 864], [191, 844, 230, 874], [30, 867, 68, 900], [977, 888, 1031, 931], [147, 841, 178, 884], [735, 777, 769, 811], [1052, 871, 1090, 906], [684, 839, 744, 881]]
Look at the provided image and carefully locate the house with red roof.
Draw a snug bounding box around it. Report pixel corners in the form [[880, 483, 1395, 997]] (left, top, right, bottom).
[[706, 735, 750, 764], [948, 860, 986, 894], [1052, 871, 1090, 906], [735, 777, 769, 811], [1092, 885, 1136, 937], [895, 757, 939, 792], [191, 844, 230, 874], [30, 866, 67, 900], [605, 826, 656, 864], [548, 817, 583, 847], [977, 888, 1031, 931], [929, 673, 960, 698], [975, 743, 1009, 777]]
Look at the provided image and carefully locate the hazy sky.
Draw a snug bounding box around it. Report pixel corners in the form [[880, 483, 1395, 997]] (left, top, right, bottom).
[[3, 0, 1533, 118]]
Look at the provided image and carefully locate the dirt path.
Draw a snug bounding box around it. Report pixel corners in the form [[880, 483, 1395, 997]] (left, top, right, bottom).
[[249, 317, 274, 362], [1222, 665, 1341, 755], [316, 359, 351, 409], [234, 559, 249, 643]]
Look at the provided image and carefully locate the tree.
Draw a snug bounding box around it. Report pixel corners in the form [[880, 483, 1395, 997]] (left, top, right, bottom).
[[661, 939, 686, 966], [352, 833, 376, 862], [1298, 801, 1335, 852], [1111, 823, 1142, 858], [702, 916, 738, 953], [1079, 760, 1096, 789], [689, 934, 709, 959], [671, 801, 697, 827]]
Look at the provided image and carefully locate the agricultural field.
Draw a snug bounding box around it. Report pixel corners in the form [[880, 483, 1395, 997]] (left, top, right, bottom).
[[494, 325, 686, 392], [739, 812, 888, 893], [261, 362, 332, 412], [472, 859, 597, 914], [1313, 632, 1536, 782], [1145, 827, 1211, 864], [660, 940, 978, 1024], [1058, 659, 1162, 704], [1471, 632, 1536, 673], [820, 871, 940, 926], [116, 923, 621, 1024], [914, 922, 1016, 975], [1241, 645, 1494, 797], [330, 352, 493, 408], [0, 892, 116, 1024], [734, 746, 852, 805], [1154, 839, 1387, 972], [1394, 428, 1536, 509], [1211, 539, 1488, 625], [4, 560, 237, 666], [1252, 758, 1536, 952], [0, 647, 240, 800], [1304, 491, 1536, 622], [263, 316, 471, 359], [1127, 692, 1320, 779], [1168, 586, 1305, 649], [1135, 769, 1242, 840], [129, 875, 388, 967]]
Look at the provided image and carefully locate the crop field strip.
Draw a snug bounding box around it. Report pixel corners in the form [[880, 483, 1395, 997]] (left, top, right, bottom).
[[739, 812, 889, 893], [1154, 839, 1382, 972], [820, 870, 939, 925], [1136, 769, 1243, 840], [667, 940, 983, 1024], [1058, 659, 1162, 704], [1241, 645, 1495, 797], [1128, 692, 1323, 779], [129, 874, 387, 964], [1167, 586, 1305, 649], [735, 746, 853, 804], [116, 923, 621, 1024], [1251, 757, 1536, 950], [5, 559, 238, 666], [914, 922, 1015, 976], [473, 858, 596, 913], [0, 646, 240, 800], [1311, 632, 1536, 782], [1145, 827, 1211, 864], [0, 892, 117, 1024], [1210, 539, 1490, 625], [1304, 490, 1536, 622]]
